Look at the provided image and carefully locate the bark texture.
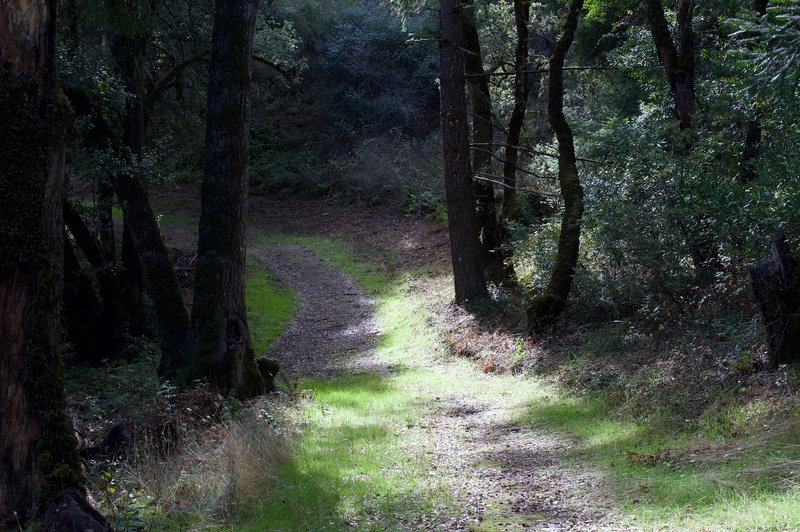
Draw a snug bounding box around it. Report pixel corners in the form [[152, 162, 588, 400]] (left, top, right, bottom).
[[463, 2, 503, 282], [179, 0, 265, 397], [439, 0, 489, 303], [0, 0, 84, 523], [646, 0, 695, 130], [528, 0, 585, 333]]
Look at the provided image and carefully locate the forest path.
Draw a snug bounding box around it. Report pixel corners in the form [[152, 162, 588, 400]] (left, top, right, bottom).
[[154, 186, 624, 530], [250, 244, 381, 378]]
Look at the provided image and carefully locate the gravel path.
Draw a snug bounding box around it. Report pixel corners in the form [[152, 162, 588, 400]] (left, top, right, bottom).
[[248, 242, 626, 531], [250, 244, 380, 378], [154, 188, 627, 530]]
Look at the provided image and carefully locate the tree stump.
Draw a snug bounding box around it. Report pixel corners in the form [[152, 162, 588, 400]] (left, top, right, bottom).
[[750, 230, 800, 369]]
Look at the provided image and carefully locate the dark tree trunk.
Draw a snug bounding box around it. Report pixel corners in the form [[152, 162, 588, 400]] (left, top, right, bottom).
[[750, 231, 800, 370], [116, 173, 191, 361], [501, 0, 532, 223], [439, 0, 489, 303], [739, 0, 767, 183], [646, 0, 695, 131], [463, 2, 503, 282], [498, 0, 535, 282], [527, 0, 585, 333], [63, 201, 123, 361], [738, 117, 762, 184], [0, 1, 84, 523], [63, 230, 107, 363], [120, 222, 146, 336], [177, 0, 265, 397], [110, 26, 191, 363], [96, 173, 117, 263]]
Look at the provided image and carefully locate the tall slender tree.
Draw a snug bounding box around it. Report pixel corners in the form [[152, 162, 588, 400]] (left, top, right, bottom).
[[500, 0, 532, 233], [439, 0, 489, 303], [175, 0, 265, 397], [0, 0, 84, 522], [527, 0, 584, 332], [463, 1, 503, 282]]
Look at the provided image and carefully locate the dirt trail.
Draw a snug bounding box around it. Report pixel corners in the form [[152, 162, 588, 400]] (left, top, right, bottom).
[[154, 187, 623, 530], [247, 239, 619, 530], [250, 244, 380, 378]]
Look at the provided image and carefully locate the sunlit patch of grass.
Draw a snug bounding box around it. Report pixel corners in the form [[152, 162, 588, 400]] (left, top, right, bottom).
[[512, 385, 800, 529], [241, 372, 457, 530], [245, 257, 295, 354]]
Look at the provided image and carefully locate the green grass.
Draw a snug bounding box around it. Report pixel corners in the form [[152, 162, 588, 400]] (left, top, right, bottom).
[[245, 257, 296, 354], [241, 372, 455, 531], [513, 388, 800, 530]]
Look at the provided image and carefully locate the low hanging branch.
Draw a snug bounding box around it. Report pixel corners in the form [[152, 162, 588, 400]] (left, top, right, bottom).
[[471, 142, 612, 166], [144, 49, 293, 112]]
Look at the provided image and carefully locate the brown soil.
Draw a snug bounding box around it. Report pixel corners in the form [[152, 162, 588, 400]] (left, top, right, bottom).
[[154, 183, 626, 530]]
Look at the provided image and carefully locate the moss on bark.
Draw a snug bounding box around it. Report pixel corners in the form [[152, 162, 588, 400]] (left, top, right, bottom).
[[1, 75, 83, 522]]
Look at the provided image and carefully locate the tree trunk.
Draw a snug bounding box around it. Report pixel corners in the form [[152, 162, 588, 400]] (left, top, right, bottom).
[[177, 0, 265, 397], [646, 0, 695, 130], [498, 0, 535, 282], [63, 201, 123, 361], [750, 231, 800, 370], [738, 117, 762, 184], [739, 0, 767, 183], [501, 0, 532, 223], [110, 27, 191, 363], [116, 173, 191, 362], [527, 0, 585, 333], [463, 2, 503, 282], [439, 0, 489, 303], [0, 1, 84, 522]]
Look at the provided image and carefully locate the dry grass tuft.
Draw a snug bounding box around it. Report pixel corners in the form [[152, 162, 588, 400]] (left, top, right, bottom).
[[113, 396, 294, 529]]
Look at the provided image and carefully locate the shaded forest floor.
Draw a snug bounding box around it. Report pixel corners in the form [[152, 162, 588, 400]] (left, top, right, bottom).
[[67, 184, 800, 530]]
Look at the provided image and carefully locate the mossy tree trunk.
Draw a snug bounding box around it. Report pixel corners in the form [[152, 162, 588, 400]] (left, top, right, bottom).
[[439, 0, 489, 304], [0, 0, 84, 523], [177, 0, 265, 398], [463, 1, 504, 283], [527, 0, 584, 333]]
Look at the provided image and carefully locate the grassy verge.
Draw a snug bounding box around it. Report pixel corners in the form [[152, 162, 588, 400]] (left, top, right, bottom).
[[517, 389, 800, 530], [246, 256, 296, 354]]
